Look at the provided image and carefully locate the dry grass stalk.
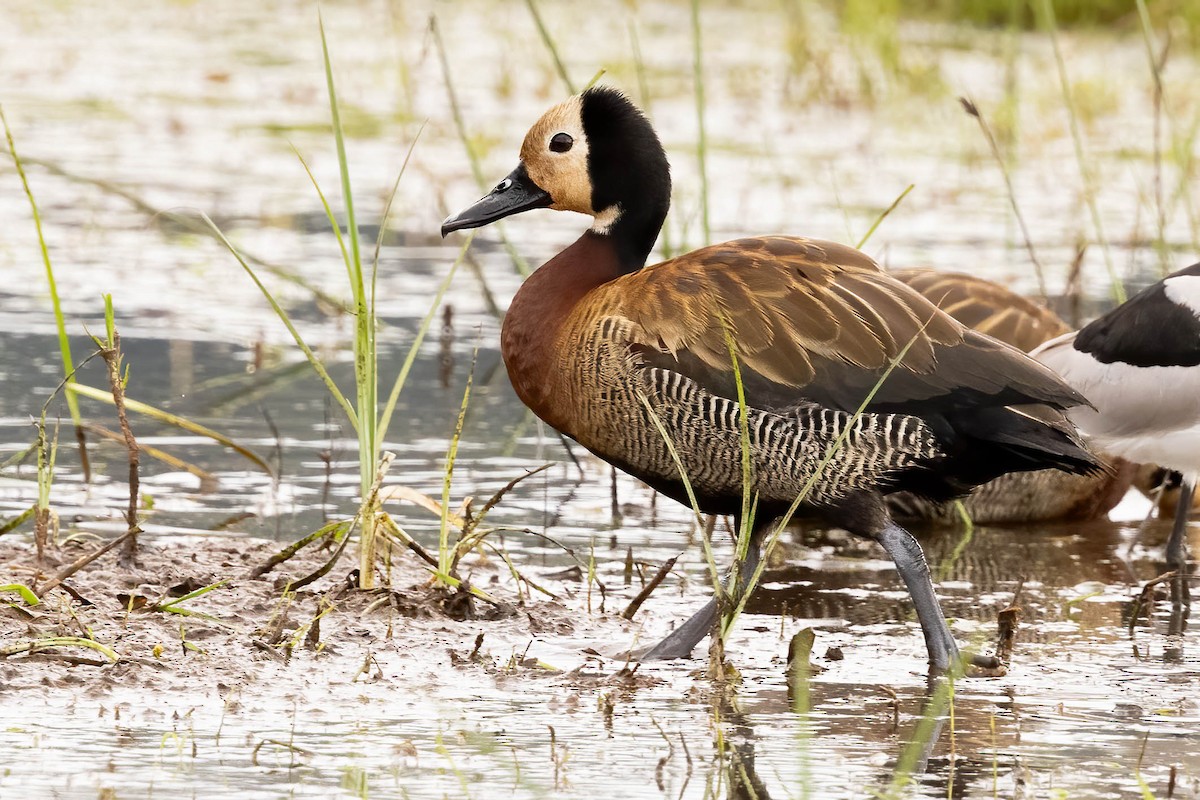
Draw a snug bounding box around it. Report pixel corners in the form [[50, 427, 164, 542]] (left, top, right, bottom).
[[99, 327, 142, 563]]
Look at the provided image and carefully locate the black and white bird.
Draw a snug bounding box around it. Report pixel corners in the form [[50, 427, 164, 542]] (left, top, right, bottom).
[[1034, 263, 1200, 565]]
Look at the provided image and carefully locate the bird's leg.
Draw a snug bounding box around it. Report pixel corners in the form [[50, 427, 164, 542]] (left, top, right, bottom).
[[876, 521, 997, 672], [1165, 475, 1195, 569], [1165, 475, 1194, 663], [640, 518, 765, 661]]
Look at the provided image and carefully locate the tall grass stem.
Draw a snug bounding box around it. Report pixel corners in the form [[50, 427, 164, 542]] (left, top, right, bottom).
[[1037, 0, 1125, 303], [690, 0, 712, 246]]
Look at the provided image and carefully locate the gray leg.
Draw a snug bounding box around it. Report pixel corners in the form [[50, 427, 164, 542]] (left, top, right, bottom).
[[1166, 476, 1195, 569], [876, 522, 962, 672], [640, 528, 763, 661]]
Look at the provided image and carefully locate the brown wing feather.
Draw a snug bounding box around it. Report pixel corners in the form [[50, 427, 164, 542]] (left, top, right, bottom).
[[576, 237, 1085, 415], [891, 268, 1071, 352]]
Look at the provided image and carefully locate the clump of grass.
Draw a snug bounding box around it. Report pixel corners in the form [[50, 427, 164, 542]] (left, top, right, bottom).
[[214, 17, 469, 590]]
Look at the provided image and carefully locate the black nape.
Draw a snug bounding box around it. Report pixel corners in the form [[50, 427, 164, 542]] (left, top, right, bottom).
[[580, 87, 671, 274]]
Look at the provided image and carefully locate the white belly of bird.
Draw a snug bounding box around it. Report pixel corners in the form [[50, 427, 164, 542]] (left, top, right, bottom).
[[1035, 333, 1200, 474]]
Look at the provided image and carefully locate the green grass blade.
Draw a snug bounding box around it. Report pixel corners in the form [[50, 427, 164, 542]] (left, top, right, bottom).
[[198, 212, 359, 431], [635, 390, 723, 597], [583, 69, 607, 91], [319, 13, 364, 289], [1036, 0, 1125, 304], [856, 183, 914, 250], [319, 14, 377, 510], [0, 105, 84, 430], [291, 143, 353, 285], [0, 583, 41, 606], [690, 0, 711, 246], [0, 507, 36, 535], [371, 121, 427, 285], [437, 352, 476, 582], [525, 0, 575, 94], [66, 381, 273, 475], [156, 578, 229, 607], [430, 14, 531, 277], [725, 323, 933, 636], [378, 233, 471, 442], [0, 636, 118, 662]]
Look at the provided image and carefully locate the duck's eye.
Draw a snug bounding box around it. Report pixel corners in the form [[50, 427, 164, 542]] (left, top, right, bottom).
[[549, 132, 574, 153]]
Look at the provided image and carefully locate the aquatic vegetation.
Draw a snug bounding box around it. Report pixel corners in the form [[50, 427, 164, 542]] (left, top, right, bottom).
[[0, 2, 1198, 798]]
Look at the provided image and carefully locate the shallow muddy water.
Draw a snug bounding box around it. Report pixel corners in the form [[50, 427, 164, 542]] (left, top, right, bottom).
[[2, 1, 1200, 798]]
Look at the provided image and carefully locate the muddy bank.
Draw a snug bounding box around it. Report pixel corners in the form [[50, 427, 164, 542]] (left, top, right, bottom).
[[0, 537, 650, 697]]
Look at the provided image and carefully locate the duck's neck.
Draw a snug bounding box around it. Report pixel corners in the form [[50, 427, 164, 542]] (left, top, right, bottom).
[[501, 232, 627, 431], [597, 198, 667, 275]]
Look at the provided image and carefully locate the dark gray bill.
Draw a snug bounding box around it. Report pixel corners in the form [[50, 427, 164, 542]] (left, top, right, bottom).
[[441, 165, 552, 237]]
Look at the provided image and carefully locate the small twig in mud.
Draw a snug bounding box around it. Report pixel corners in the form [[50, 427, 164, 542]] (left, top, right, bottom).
[[621, 555, 678, 620], [36, 527, 138, 596], [377, 513, 439, 569], [995, 579, 1025, 666], [288, 453, 395, 592], [352, 649, 383, 682], [960, 96, 1048, 302], [261, 407, 284, 539], [250, 737, 314, 768], [96, 312, 142, 563], [1129, 570, 1180, 638], [880, 685, 900, 732], [597, 693, 616, 735], [651, 717, 675, 792], [251, 639, 287, 663], [249, 520, 347, 579]]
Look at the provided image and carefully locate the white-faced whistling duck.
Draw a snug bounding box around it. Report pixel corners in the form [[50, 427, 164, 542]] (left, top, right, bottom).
[[441, 86, 1099, 671], [1034, 263, 1200, 567], [888, 269, 1135, 525]]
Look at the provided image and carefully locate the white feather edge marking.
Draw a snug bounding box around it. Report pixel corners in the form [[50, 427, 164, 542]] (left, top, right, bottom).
[[1163, 274, 1200, 318], [591, 204, 622, 234]]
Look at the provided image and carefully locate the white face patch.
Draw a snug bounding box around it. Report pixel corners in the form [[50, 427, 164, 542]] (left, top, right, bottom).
[[1163, 274, 1200, 319], [520, 96, 595, 217]]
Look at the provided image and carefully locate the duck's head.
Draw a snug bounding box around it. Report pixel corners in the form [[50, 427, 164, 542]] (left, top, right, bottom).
[[442, 86, 671, 271]]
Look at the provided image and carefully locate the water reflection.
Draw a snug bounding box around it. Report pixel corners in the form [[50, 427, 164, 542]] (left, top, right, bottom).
[[4, 0, 1200, 796]]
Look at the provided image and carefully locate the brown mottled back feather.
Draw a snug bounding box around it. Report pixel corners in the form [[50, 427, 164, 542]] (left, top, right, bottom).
[[891, 268, 1071, 353], [589, 237, 1086, 416], [887, 267, 1130, 524]]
